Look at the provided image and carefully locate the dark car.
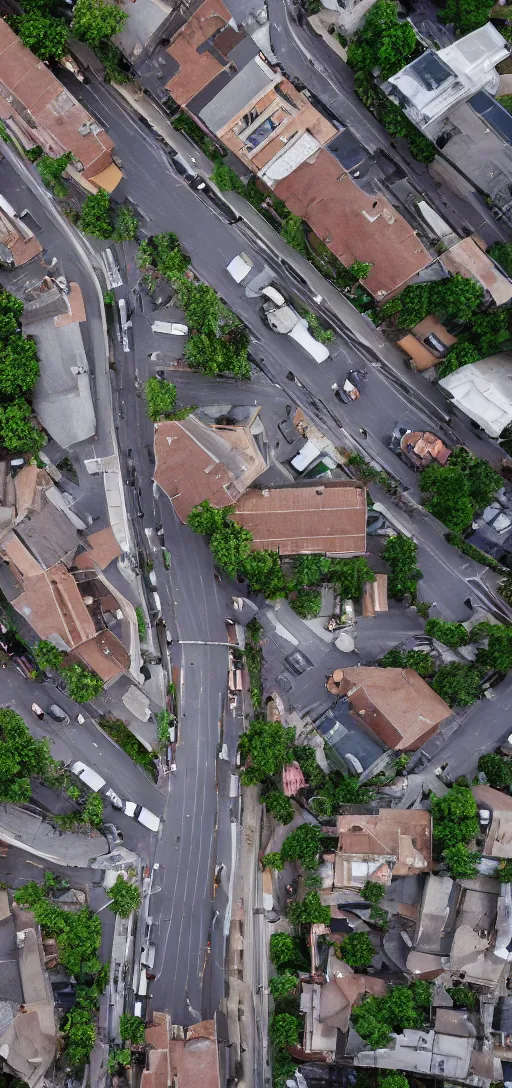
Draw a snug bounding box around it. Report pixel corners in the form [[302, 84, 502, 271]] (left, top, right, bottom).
[[47, 703, 70, 724]]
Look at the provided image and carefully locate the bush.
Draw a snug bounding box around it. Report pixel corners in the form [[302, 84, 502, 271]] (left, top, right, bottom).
[[241, 550, 286, 599], [71, 0, 127, 49], [289, 588, 322, 618], [269, 932, 301, 970], [144, 377, 177, 421], [33, 639, 65, 672], [98, 716, 156, 777], [442, 843, 480, 879], [78, 189, 113, 239], [0, 707, 51, 804], [108, 875, 141, 917], [82, 793, 104, 829], [339, 931, 374, 967], [269, 973, 298, 1000], [245, 619, 263, 709], [269, 1013, 300, 1048], [446, 985, 477, 1010], [135, 606, 147, 639], [424, 618, 469, 648], [379, 647, 434, 677], [499, 859, 512, 882], [113, 204, 138, 243], [211, 160, 245, 193], [362, 880, 385, 904], [352, 983, 430, 1048]]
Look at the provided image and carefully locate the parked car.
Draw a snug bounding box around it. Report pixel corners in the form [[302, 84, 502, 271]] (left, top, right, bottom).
[[151, 321, 189, 335], [47, 703, 70, 724], [69, 761, 122, 808], [123, 801, 161, 832]]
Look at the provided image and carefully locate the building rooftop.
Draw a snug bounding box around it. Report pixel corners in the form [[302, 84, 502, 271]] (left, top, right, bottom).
[[164, 0, 232, 104], [74, 527, 122, 571], [200, 55, 276, 133], [274, 149, 431, 299], [0, 20, 118, 182], [28, 313, 96, 449], [154, 414, 267, 522], [335, 810, 432, 888], [442, 237, 512, 306], [326, 666, 451, 749], [14, 500, 79, 570], [233, 481, 367, 555], [439, 353, 512, 438]]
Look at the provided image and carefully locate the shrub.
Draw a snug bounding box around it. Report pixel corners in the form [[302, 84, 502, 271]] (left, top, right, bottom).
[[442, 843, 480, 879], [289, 588, 322, 618], [144, 377, 177, 421], [269, 932, 301, 970], [382, 535, 422, 599], [446, 985, 477, 1010], [33, 639, 65, 672], [281, 824, 323, 870], [61, 663, 103, 703], [478, 752, 512, 789], [424, 618, 469, 648], [108, 875, 141, 918], [98, 716, 156, 777], [262, 789, 294, 824], [431, 785, 479, 848], [362, 880, 385, 904], [269, 1013, 300, 1048], [262, 852, 284, 870], [432, 662, 483, 707], [135, 606, 147, 639], [239, 719, 295, 785], [269, 972, 298, 1000], [120, 1013, 146, 1045]]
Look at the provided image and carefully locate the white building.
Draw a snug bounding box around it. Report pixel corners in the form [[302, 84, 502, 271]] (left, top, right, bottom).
[[319, 0, 379, 34], [385, 23, 509, 136], [439, 354, 512, 438]]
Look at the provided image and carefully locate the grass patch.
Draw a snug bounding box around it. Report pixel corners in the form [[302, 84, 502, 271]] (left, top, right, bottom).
[[99, 716, 156, 778]]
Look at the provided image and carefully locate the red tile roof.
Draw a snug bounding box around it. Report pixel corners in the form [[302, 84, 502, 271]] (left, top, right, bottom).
[[233, 481, 367, 555], [0, 20, 115, 178], [274, 149, 431, 299], [165, 0, 231, 104]]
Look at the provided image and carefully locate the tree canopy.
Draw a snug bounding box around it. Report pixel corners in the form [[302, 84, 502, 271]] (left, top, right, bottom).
[[11, 6, 68, 60], [442, 843, 480, 879], [78, 189, 113, 239], [478, 752, 512, 789], [120, 1013, 146, 1044], [381, 535, 422, 599], [380, 647, 434, 677], [269, 1013, 300, 1049], [269, 931, 304, 970], [352, 983, 431, 1049], [0, 399, 45, 455], [347, 1, 417, 79], [438, 0, 493, 35], [71, 0, 127, 48], [144, 377, 177, 421], [0, 334, 40, 396], [0, 289, 45, 455], [339, 931, 374, 967], [261, 788, 294, 824], [187, 501, 254, 579], [431, 785, 479, 848], [289, 588, 322, 618], [239, 719, 295, 785], [33, 639, 65, 672], [381, 275, 483, 329], [0, 708, 51, 804], [424, 618, 469, 648], [61, 663, 104, 703], [431, 662, 483, 707], [109, 875, 141, 917], [280, 823, 323, 870], [269, 972, 298, 1000], [241, 549, 286, 599]]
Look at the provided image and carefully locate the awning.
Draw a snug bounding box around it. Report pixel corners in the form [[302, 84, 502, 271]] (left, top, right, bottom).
[[89, 162, 123, 193]]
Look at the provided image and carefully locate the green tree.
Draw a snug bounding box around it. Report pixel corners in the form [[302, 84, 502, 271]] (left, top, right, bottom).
[[108, 875, 141, 917], [120, 1013, 146, 1044], [33, 639, 65, 672], [269, 932, 299, 970], [470, 621, 494, 643], [381, 535, 422, 599], [61, 663, 104, 703], [144, 377, 177, 421], [329, 556, 375, 598], [288, 891, 331, 926], [379, 647, 433, 677], [291, 554, 332, 587], [269, 1013, 300, 1048], [239, 719, 295, 785], [380, 1076, 409, 1088], [479, 624, 512, 672], [262, 851, 284, 870], [188, 500, 228, 537], [269, 972, 298, 1000], [37, 151, 73, 196], [351, 995, 394, 1048], [281, 823, 323, 870], [431, 785, 479, 848], [0, 290, 23, 338], [262, 789, 294, 825], [72, 0, 127, 47], [420, 465, 474, 531], [442, 842, 480, 879], [63, 995, 97, 1067], [424, 618, 469, 648], [339, 931, 374, 967], [12, 8, 68, 60], [241, 550, 286, 598], [449, 447, 502, 510], [0, 399, 45, 455], [362, 880, 385, 904], [211, 161, 245, 193], [430, 274, 483, 324], [438, 341, 480, 380], [478, 752, 512, 789], [438, 0, 493, 35], [290, 588, 322, 618], [0, 708, 51, 804], [82, 792, 104, 829], [136, 233, 189, 279], [78, 189, 113, 239], [489, 241, 512, 277], [347, 1, 416, 78], [0, 333, 39, 396], [210, 519, 253, 578], [432, 662, 483, 707], [113, 204, 138, 243]]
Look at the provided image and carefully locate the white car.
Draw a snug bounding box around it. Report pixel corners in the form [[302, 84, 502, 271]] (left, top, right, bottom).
[[151, 321, 188, 335], [123, 801, 161, 832]]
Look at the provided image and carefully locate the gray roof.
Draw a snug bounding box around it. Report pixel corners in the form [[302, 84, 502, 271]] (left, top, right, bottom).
[[30, 318, 96, 449], [22, 286, 68, 326], [200, 56, 275, 132], [0, 804, 108, 867], [16, 499, 79, 569], [227, 34, 259, 70], [315, 702, 385, 773]]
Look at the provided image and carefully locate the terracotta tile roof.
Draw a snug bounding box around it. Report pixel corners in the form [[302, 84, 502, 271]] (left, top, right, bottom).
[[12, 562, 96, 648], [327, 665, 451, 749], [74, 527, 122, 571], [74, 629, 129, 683], [164, 0, 231, 104], [154, 416, 266, 522], [233, 481, 367, 555], [0, 21, 115, 178], [274, 149, 431, 299], [336, 810, 432, 876]]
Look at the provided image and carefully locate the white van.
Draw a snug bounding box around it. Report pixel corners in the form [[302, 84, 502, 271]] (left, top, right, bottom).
[[288, 319, 330, 363], [226, 253, 253, 283], [70, 761, 106, 793], [124, 801, 161, 832]]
